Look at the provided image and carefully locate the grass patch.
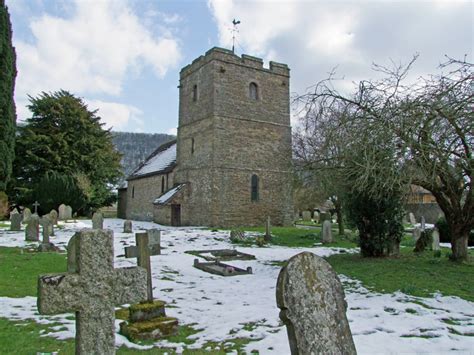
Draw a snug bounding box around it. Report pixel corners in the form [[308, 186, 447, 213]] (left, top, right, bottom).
[[326, 248, 474, 301], [0, 247, 67, 297], [233, 226, 357, 249]]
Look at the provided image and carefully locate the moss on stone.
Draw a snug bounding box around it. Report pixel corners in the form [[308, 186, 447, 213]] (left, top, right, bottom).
[[120, 316, 178, 342], [129, 300, 165, 313]]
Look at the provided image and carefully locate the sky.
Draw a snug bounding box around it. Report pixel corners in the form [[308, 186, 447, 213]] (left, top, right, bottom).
[[6, 0, 473, 135]]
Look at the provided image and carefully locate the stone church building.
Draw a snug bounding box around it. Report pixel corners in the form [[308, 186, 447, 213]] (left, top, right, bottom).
[[119, 47, 293, 227]]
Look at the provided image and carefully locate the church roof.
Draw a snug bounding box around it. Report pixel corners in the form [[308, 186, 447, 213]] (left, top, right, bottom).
[[127, 140, 177, 181], [153, 184, 186, 205]]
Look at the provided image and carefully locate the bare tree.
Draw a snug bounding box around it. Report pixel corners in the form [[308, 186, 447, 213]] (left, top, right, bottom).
[[296, 57, 473, 261]]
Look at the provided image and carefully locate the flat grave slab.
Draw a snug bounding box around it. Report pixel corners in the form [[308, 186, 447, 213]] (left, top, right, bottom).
[[186, 248, 256, 261], [193, 259, 253, 277]]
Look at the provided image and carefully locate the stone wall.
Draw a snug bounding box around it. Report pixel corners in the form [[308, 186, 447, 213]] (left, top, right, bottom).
[[175, 47, 293, 227], [405, 203, 444, 224], [126, 171, 175, 221]]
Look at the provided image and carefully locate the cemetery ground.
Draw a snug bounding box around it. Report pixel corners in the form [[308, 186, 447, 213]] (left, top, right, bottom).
[[0, 220, 473, 354]]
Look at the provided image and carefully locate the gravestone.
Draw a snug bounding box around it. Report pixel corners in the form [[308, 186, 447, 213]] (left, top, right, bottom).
[[38, 215, 59, 252], [229, 229, 245, 242], [420, 216, 426, 231], [302, 211, 311, 222], [409, 212, 416, 225], [125, 230, 161, 258], [37, 229, 147, 354], [313, 211, 320, 224], [58, 204, 67, 220], [92, 211, 104, 229], [49, 209, 58, 225], [25, 214, 40, 241], [276, 252, 356, 355], [322, 220, 333, 244], [412, 227, 421, 241], [432, 228, 440, 251], [23, 207, 32, 223], [65, 205, 73, 220], [10, 210, 22, 231], [123, 220, 133, 233], [265, 216, 272, 242], [32, 201, 40, 214]]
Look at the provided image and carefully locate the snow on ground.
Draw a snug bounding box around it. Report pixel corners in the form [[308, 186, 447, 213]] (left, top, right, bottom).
[[0, 219, 473, 354]]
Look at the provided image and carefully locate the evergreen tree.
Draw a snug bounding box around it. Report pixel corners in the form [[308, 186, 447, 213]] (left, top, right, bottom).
[[0, 0, 17, 192], [13, 91, 122, 214]]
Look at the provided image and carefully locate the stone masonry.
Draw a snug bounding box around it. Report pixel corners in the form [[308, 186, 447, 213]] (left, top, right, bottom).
[[171, 47, 294, 227]]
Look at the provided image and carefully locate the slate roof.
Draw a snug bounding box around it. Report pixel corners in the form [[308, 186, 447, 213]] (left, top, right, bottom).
[[127, 140, 177, 181], [153, 184, 186, 205]]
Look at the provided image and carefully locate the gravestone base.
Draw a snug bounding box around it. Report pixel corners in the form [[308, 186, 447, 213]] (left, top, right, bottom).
[[37, 242, 60, 252], [119, 316, 178, 341], [185, 249, 256, 261], [193, 259, 253, 276], [120, 300, 178, 342]]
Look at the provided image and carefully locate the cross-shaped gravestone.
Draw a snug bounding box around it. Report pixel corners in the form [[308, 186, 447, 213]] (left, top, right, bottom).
[[276, 252, 356, 355], [32, 201, 40, 214], [125, 229, 161, 258], [125, 232, 154, 301], [37, 229, 147, 354]]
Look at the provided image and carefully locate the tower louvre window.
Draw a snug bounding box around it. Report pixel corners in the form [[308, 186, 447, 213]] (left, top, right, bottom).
[[249, 82, 259, 100], [193, 84, 198, 102], [251, 174, 259, 201], [191, 138, 195, 154], [161, 176, 165, 193]]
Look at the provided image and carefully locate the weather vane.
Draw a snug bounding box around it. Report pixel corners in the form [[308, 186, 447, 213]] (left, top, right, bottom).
[[231, 19, 241, 53]]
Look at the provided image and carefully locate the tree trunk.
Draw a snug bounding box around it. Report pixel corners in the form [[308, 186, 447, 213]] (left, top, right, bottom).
[[336, 207, 344, 236], [451, 233, 469, 261]]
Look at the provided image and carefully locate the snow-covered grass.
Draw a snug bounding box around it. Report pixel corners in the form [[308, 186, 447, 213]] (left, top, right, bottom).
[[0, 218, 473, 354]]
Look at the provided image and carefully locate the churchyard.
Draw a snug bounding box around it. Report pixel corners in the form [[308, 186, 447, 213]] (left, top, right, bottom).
[[0, 217, 473, 354]]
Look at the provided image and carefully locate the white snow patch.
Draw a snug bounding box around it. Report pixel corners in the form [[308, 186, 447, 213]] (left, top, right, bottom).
[[0, 219, 473, 353]]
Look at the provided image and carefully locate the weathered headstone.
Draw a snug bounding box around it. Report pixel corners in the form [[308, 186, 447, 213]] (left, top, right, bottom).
[[25, 214, 40, 241], [37, 229, 147, 354], [49, 209, 58, 225], [123, 220, 133, 233], [10, 210, 22, 231], [92, 211, 104, 229], [265, 216, 272, 242], [409, 212, 416, 225], [313, 211, 320, 224], [276, 252, 356, 355], [125, 230, 161, 259], [229, 229, 245, 242], [32, 201, 40, 214], [420, 216, 426, 231], [58, 204, 67, 220], [432, 228, 440, 251], [65, 205, 73, 220], [412, 226, 421, 241], [38, 215, 59, 252], [22, 207, 32, 223], [302, 211, 311, 222], [322, 220, 333, 244]]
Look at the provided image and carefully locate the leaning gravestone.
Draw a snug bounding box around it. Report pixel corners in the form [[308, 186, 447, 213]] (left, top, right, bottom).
[[23, 207, 32, 223], [25, 214, 40, 241], [276, 252, 356, 355], [409, 212, 416, 225], [58, 204, 67, 220], [38, 229, 147, 355], [322, 220, 333, 244], [10, 210, 22, 231], [49, 209, 58, 225], [92, 211, 104, 229], [65, 205, 73, 220], [123, 220, 133, 233], [302, 211, 311, 222]]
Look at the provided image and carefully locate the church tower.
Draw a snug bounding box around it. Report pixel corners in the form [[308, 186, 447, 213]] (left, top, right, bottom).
[[174, 47, 293, 227]]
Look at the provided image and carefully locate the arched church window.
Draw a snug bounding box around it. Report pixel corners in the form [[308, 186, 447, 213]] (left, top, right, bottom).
[[249, 82, 259, 100], [193, 84, 198, 102], [251, 174, 259, 201]]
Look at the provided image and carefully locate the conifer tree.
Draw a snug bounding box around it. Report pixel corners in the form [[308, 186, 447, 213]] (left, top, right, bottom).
[[0, 0, 17, 193]]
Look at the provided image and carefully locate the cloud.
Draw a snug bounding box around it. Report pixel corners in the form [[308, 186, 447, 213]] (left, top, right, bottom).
[[14, 0, 182, 119], [86, 99, 144, 131], [208, 0, 472, 101]]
